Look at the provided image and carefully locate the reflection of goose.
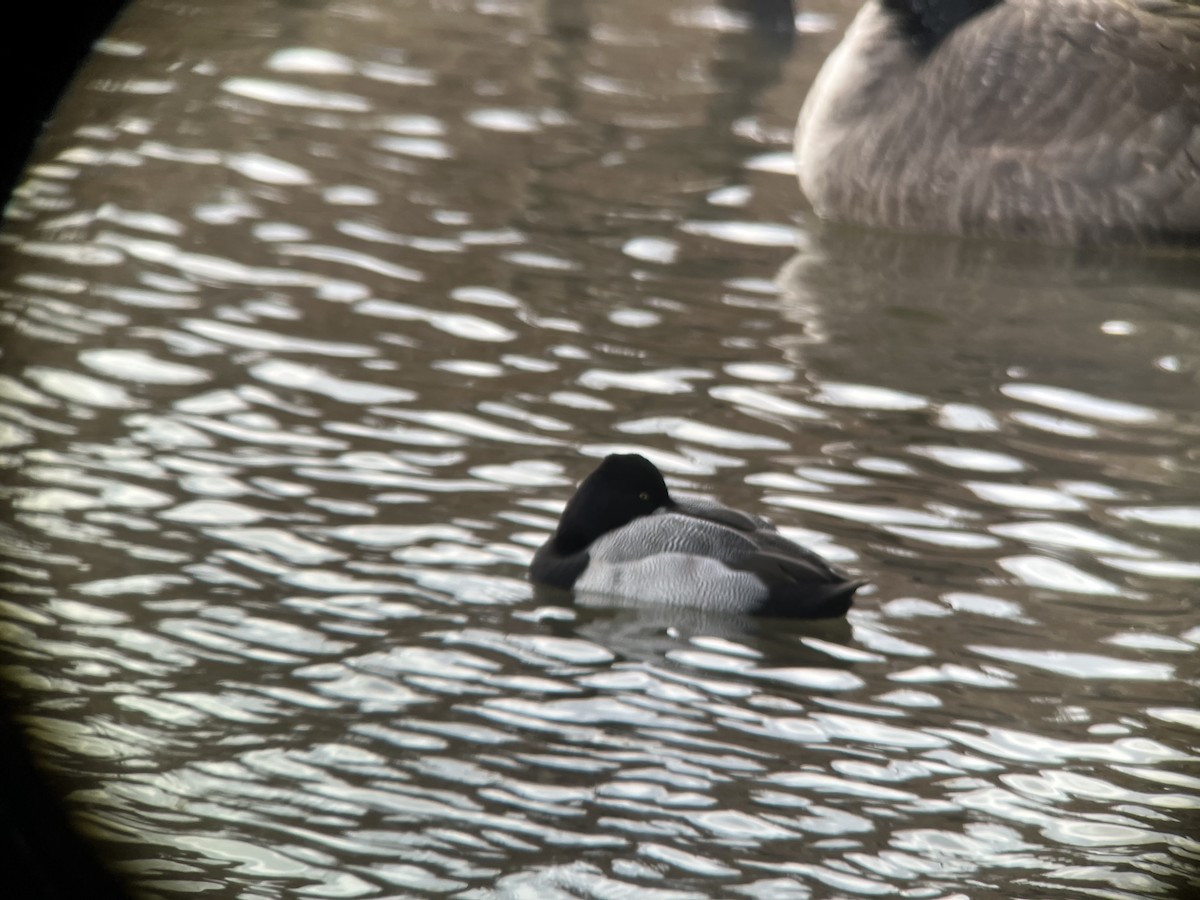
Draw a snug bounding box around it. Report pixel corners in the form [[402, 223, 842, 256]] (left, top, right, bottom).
[[795, 0, 1200, 245], [531, 454, 861, 618]]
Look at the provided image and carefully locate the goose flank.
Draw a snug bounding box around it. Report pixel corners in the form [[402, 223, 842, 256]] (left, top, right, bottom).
[[795, 0, 1200, 244]]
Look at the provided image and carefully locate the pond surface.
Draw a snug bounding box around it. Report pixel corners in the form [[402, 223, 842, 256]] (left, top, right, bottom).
[[1, 0, 1198, 897]]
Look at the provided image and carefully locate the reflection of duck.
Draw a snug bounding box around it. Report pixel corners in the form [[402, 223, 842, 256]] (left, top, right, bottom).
[[795, 0, 1200, 245], [563, 602, 855, 666], [531, 454, 861, 617]]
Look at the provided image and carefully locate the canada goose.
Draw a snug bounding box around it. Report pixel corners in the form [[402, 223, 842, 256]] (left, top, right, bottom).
[[795, 0, 1200, 245], [531, 454, 861, 618]]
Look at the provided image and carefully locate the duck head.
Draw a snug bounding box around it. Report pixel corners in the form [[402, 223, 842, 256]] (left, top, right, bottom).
[[553, 454, 671, 554]]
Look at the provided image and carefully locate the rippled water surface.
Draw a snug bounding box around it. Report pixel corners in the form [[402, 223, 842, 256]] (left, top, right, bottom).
[[2, 0, 1199, 896]]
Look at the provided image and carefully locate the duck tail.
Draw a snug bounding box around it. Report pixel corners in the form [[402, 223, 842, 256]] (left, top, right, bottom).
[[761, 570, 863, 619], [880, 0, 1002, 54], [799, 579, 863, 619]]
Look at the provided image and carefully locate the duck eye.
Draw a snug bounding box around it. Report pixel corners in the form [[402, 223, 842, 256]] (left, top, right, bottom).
[[639, 491, 650, 501]]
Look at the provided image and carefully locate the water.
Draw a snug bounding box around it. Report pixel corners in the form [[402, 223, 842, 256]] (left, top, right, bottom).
[[1, 0, 1198, 896]]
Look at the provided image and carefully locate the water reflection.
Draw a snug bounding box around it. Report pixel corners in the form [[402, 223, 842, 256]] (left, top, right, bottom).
[[1, 0, 1198, 897]]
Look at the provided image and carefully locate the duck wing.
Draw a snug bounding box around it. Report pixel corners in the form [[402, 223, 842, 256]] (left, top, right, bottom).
[[729, 551, 862, 619], [586, 511, 760, 564], [669, 497, 773, 533], [671, 498, 847, 581]]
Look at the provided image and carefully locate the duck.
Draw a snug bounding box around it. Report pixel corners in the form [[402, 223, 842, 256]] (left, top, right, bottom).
[[795, 0, 1200, 245], [530, 453, 861, 618]]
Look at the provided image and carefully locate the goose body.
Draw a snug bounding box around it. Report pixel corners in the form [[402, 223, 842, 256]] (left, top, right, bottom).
[[795, 0, 1200, 245], [530, 454, 860, 618]]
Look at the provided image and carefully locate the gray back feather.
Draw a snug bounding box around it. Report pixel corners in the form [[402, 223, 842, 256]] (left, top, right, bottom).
[[586, 511, 760, 565]]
